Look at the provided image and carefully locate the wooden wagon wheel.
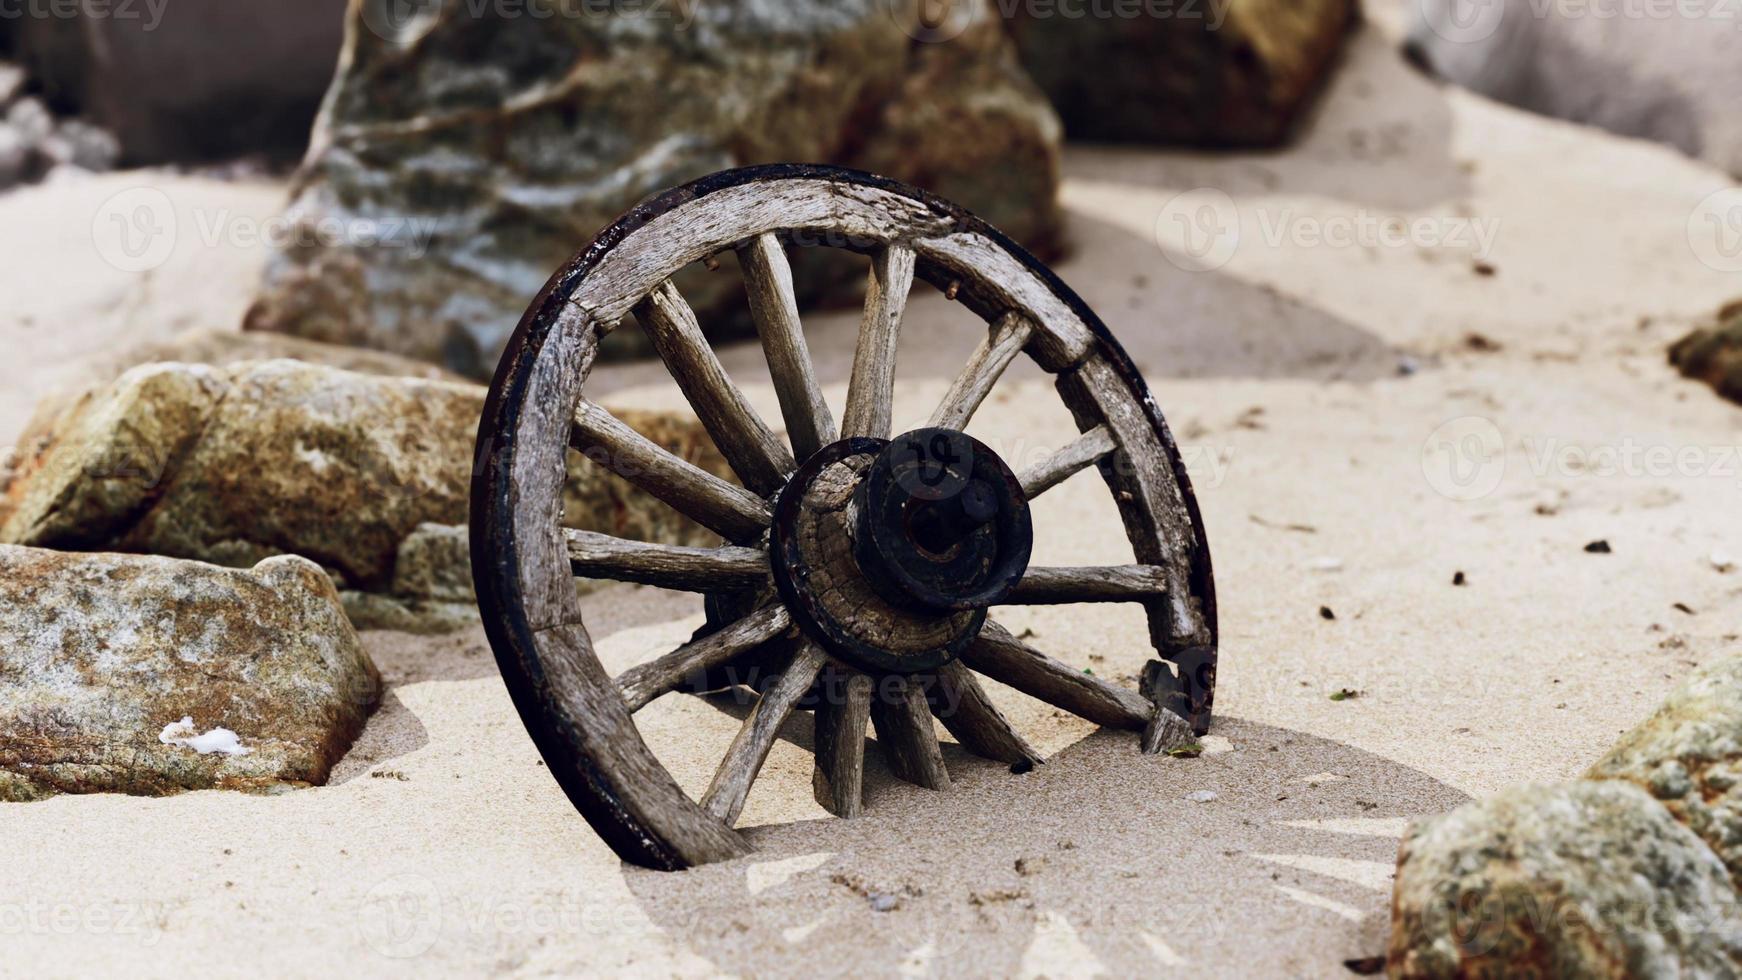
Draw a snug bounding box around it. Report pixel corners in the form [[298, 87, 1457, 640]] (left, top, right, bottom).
[[471, 165, 1218, 871]]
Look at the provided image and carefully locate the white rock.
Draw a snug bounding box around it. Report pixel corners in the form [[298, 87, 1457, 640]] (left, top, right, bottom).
[[1185, 790, 1219, 803], [158, 717, 253, 756]]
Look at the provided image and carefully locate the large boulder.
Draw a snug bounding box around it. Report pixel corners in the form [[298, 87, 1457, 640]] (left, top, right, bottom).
[[1, 359, 731, 631], [1406, 0, 1742, 177], [244, 0, 1062, 377], [1670, 307, 1742, 407], [13, 0, 346, 164], [1588, 655, 1742, 886], [1388, 781, 1742, 977], [1006, 0, 1358, 146], [0, 547, 379, 799]]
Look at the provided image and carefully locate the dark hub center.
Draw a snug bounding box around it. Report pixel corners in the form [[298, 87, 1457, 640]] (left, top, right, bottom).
[[852, 428, 1033, 613]]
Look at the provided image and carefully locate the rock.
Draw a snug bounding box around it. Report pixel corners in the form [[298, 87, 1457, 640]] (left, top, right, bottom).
[[39, 118, 119, 172], [5, 95, 50, 146], [1588, 655, 1742, 886], [0, 546, 379, 799], [244, 0, 1062, 377], [0, 62, 23, 106], [1388, 781, 1742, 977], [2, 360, 732, 631], [1007, 0, 1358, 146], [1407, 0, 1742, 177], [13, 0, 346, 163], [1670, 313, 1742, 406]]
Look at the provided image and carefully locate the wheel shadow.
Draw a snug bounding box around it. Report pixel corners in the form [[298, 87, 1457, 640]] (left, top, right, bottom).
[[624, 717, 1468, 976]]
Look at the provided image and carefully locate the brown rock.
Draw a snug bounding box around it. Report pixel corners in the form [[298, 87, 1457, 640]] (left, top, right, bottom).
[[0, 547, 379, 799], [244, 0, 1062, 377], [1388, 781, 1742, 977], [1007, 0, 1358, 146], [2, 360, 732, 632], [1588, 655, 1742, 887], [1670, 311, 1742, 406]]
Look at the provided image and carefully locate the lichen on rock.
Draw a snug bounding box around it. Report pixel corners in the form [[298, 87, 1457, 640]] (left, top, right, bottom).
[[0, 546, 380, 799], [1388, 780, 1742, 977]]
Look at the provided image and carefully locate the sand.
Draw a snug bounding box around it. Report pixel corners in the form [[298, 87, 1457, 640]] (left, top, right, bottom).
[[4, 4, 1742, 976]]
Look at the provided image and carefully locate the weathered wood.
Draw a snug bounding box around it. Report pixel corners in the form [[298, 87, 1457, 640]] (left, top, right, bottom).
[[634, 279, 796, 494], [928, 312, 1036, 431], [927, 661, 1043, 767], [811, 665, 873, 817], [739, 234, 836, 460], [1139, 660, 1197, 754], [616, 604, 792, 713], [962, 621, 1153, 731], [1018, 424, 1118, 499], [701, 641, 829, 825], [869, 676, 951, 791], [564, 529, 769, 592], [570, 400, 771, 544], [1005, 564, 1168, 605], [841, 245, 916, 439]]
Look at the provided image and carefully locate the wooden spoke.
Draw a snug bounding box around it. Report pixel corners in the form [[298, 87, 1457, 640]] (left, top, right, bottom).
[[564, 529, 768, 592], [616, 604, 792, 712], [571, 400, 771, 544], [869, 675, 951, 791], [961, 621, 1153, 731], [1004, 564, 1168, 605], [811, 665, 873, 817], [739, 234, 836, 460], [634, 279, 796, 494], [841, 245, 917, 439], [701, 640, 829, 825], [1018, 424, 1117, 499], [926, 661, 1043, 767], [927, 312, 1036, 431]]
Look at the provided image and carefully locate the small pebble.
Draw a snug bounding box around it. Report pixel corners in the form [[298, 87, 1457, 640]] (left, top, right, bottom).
[[1308, 557, 1343, 572], [1584, 540, 1612, 554], [868, 893, 899, 912], [1014, 857, 1046, 877], [1713, 551, 1736, 574], [1319, 605, 1336, 621], [1452, 571, 1467, 586], [1185, 790, 1218, 803]]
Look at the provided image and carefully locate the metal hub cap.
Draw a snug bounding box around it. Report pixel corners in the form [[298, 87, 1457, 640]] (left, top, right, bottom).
[[769, 430, 1033, 675]]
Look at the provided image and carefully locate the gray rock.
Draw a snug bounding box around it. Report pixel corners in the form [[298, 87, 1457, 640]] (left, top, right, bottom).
[[0, 546, 379, 799], [1, 360, 734, 632], [1407, 0, 1742, 177], [244, 0, 1062, 377], [1008, 0, 1358, 146], [1589, 655, 1742, 887], [4, 95, 51, 147], [1388, 781, 1742, 977], [41, 118, 120, 172]]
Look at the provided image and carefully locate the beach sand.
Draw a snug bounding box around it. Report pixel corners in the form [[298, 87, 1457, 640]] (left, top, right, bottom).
[[3, 4, 1741, 975]]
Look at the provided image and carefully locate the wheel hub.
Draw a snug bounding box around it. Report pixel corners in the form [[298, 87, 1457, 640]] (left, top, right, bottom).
[[769, 430, 1033, 675]]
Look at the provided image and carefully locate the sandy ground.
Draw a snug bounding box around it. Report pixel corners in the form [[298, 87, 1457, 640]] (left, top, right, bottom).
[[5, 5, 1742, 976]]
